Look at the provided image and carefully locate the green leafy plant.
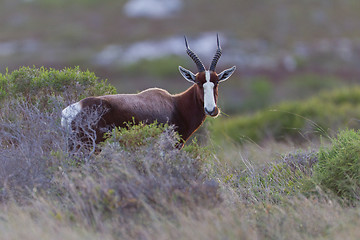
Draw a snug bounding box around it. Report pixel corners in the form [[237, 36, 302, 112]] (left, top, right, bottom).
[[314, 129, 360, 204]]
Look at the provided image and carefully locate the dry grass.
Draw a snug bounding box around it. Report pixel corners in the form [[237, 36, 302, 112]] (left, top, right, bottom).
[[1, 189, 360, 239], [147, 198, 359, 240], [0, 203, 108, 240]]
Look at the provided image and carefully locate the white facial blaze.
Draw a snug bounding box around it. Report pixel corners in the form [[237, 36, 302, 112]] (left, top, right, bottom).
[[203, 70, 216, 114]]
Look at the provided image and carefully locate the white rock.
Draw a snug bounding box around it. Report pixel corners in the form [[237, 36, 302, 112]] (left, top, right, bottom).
[[124, 0, 183, 19]]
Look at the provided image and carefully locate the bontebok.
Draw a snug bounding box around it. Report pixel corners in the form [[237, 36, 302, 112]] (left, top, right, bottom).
[[61, 35, 236, 148]]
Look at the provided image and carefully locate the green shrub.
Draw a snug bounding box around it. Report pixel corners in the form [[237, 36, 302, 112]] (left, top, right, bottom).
[[104, 121, 177, 151], [0, 66, 116, 109], [314, 129, 360, 204], [210, 87, 360, 144], [105, 120, 211, 159]]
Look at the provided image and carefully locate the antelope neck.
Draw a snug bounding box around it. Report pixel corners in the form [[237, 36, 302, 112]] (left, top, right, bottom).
[[173, 84, 206, 139]]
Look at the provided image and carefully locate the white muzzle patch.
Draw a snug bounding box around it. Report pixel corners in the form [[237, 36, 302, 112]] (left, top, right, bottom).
[[203, 70, 216, 114], [61, 102, 82, 131]]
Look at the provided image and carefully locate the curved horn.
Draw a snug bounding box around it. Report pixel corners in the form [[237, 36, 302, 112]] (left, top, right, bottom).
[[184, 36, 205, 72], [209, 34, 222, 72]]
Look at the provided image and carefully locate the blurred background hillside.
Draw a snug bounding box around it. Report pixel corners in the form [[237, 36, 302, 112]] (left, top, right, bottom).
[[1, 0, 360, 114]]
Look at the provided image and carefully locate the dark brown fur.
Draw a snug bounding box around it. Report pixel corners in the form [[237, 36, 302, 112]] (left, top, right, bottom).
[[75, 72, 220, 147], [77, 73, 217, 146]]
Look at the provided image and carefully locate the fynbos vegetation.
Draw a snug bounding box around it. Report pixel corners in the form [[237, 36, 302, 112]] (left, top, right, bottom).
[[1, 67, 360, 239]]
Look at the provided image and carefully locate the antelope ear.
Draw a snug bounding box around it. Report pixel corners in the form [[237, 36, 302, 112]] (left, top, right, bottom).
[[179, 66, 196, 83], [218, 66, 236, 82]]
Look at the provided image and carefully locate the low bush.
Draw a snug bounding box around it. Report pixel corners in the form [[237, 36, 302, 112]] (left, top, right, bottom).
[[56, 123, 220, 229], [0, 100, 66, 203], [0, 66, 116, 109], [314, 129, 360, 204]]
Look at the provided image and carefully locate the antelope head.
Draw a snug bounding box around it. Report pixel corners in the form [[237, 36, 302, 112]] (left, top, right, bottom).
[[178, 34, 236, 117]]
